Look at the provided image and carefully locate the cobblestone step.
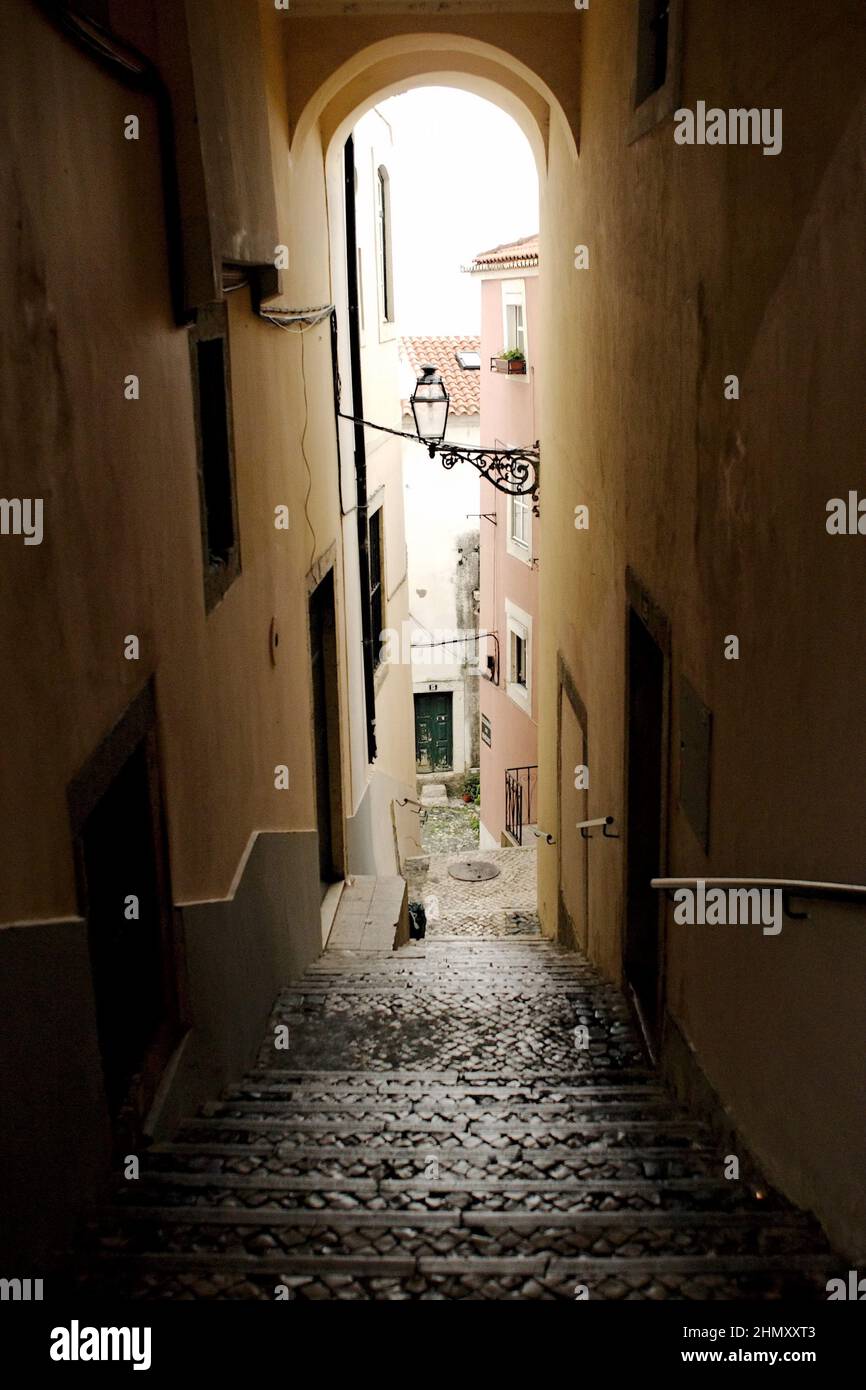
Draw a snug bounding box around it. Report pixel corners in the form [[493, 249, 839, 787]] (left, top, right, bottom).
[[85, 1249, 831, 1303], [91, 1218, 822, 1263], [226, 1081, 669, 1102], [75, 880, 835, 1300], [177, 1117, 705, 1147], [204, 1099, 699, 1123], [141, 1143, 721, 1181], [244, 1068, 659, 1085], [110, 1171, 783, 1217]]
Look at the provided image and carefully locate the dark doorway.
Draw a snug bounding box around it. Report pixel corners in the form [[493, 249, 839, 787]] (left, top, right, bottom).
[[414, 691, 453, 772], [309, 569, 345, 899], [624, 602, 667, 1047], [69, 684, 186, 1155]]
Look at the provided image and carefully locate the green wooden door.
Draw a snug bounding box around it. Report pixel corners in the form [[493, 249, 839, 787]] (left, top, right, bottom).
[[414, 692, 453, 772]]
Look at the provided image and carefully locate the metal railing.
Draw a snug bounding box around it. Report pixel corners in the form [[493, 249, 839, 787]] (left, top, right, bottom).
[[505, 765, 538, 845]]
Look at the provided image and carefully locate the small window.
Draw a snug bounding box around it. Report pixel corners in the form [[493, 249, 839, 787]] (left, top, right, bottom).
[[506, 302, 526, 356], [369, 506, 385, 670], [501, 281, 528, 362], [189, 304, 241, 612], [510, 630, 527, 688], [628, 0, 682, 143], [376, 166, 395, 325], [635, 0, 670, 107], [505, 599, 532, 713], [509, 494, 531, 549], [455, 350, 480, 370]]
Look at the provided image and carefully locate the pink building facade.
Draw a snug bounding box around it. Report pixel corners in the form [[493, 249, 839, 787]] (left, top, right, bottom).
[[469, 237, 540, 848]]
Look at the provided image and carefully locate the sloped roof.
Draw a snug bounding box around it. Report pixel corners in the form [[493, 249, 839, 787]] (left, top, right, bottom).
[[465, 234, 539, 273], [399, 335, 481, 417]]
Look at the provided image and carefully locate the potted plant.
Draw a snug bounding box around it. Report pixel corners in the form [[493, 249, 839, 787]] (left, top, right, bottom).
[[462, 771, 480, 803], [490, 348, 527, 375]]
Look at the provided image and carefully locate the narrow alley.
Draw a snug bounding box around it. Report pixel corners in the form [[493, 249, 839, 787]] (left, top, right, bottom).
[[79, 851, 832, 1301], [3, 0, 865, 1354]]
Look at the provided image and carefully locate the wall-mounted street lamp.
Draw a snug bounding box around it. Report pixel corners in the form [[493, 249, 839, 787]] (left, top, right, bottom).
[[339, 364, 540, 507], [410, 364, 450, 443]]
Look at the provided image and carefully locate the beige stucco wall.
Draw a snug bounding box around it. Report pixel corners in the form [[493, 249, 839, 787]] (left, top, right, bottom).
[[535, 0, 866, 1257], [0, 3, 354, 923]]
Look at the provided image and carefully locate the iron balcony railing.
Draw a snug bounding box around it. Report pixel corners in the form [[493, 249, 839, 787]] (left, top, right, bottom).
[[505, 765, 538, 845]]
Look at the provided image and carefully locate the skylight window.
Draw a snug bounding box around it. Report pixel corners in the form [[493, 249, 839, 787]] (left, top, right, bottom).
[[456, 351, 480, 370]]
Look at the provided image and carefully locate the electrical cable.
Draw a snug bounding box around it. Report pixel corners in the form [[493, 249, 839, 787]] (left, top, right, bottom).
[[299, 329, 316, 571]]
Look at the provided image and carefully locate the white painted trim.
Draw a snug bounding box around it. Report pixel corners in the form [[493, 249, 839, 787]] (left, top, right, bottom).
[[501, 279, 529, 365], [505, 597, 533, 715], [506, 492, 534, 565]]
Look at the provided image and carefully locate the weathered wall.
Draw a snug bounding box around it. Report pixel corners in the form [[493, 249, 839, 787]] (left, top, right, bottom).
[[1, 1, 340, 922], [0, 0, 344, 1264], [536, 0, 866, 1257]]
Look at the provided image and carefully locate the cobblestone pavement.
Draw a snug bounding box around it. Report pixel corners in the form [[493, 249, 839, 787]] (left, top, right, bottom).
[[419, 804, 480, 855], [405, 847, 539, 939], [76, 864, 834, 1300]]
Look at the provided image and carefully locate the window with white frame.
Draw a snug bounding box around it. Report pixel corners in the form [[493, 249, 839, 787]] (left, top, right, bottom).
[[509, 493, 531, 551], [505, 599, 532, 714], [501, 280, 527, 361]]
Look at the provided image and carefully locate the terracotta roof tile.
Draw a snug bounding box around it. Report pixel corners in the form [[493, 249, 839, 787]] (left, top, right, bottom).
[[399, 335, 481, 417], [465, 233, 539, 273]]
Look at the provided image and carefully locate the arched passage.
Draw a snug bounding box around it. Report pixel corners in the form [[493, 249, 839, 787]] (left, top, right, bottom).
[[291, 32, 579, 174]]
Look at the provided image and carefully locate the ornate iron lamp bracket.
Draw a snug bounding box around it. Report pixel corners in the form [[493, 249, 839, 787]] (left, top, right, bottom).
[[337, 410, 540, 510], [427, 440, 539, 509]]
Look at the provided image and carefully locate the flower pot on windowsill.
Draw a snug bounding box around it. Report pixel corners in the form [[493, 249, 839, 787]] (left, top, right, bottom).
[[490, 354, 527, 375]]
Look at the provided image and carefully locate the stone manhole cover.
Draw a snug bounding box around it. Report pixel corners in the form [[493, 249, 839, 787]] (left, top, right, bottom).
[[447, 859, 501, 882]]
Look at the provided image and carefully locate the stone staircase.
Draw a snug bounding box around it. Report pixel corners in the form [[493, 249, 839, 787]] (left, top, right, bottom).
[[78, 933, 835, 1300]]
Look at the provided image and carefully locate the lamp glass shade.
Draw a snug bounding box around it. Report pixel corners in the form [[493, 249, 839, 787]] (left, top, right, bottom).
[[410, 365, 449, 442]]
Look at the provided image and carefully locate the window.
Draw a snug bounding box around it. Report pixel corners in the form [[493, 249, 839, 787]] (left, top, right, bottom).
[[507, 482, 533, 564], [628, 0, 683, 143], [505, 599, 532, 714], [510, 494, 531, 549], [501, 281, 528, 362], [369, 505, 385, 671], [635, 0, 670, 107], [511, 629, 527, 688], [375, 165, 395, 325], [189, 304, 241, 612], [455, 350, 480, 370]]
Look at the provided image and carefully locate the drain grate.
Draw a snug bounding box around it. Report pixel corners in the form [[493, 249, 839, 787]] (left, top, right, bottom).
[[447, 860, 501, 882]]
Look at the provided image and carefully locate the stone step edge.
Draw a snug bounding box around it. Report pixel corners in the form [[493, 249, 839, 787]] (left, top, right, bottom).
[[90, 1251, 831, 1278], [95, 1205, 814, 1231], [117, 1172, 755, 1193], [204, 1103, 698, 1124], [243, 1069, 657, 1083], [151, 1142, 715, 1161], [178, 1119, 701, 1139]]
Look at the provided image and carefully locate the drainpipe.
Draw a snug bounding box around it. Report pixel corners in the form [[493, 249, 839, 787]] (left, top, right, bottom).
[[343, 135, 377, 764]]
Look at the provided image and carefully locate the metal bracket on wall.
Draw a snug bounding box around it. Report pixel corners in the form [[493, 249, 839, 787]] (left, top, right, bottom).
[[577, 816, 620, 840], [531, 828, 557, 845]]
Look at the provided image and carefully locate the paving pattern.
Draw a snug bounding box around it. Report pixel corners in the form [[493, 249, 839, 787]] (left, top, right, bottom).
[[419, 803, 480, 855], [76, 853, 835, 1301], [405, 846, 539, 939]]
